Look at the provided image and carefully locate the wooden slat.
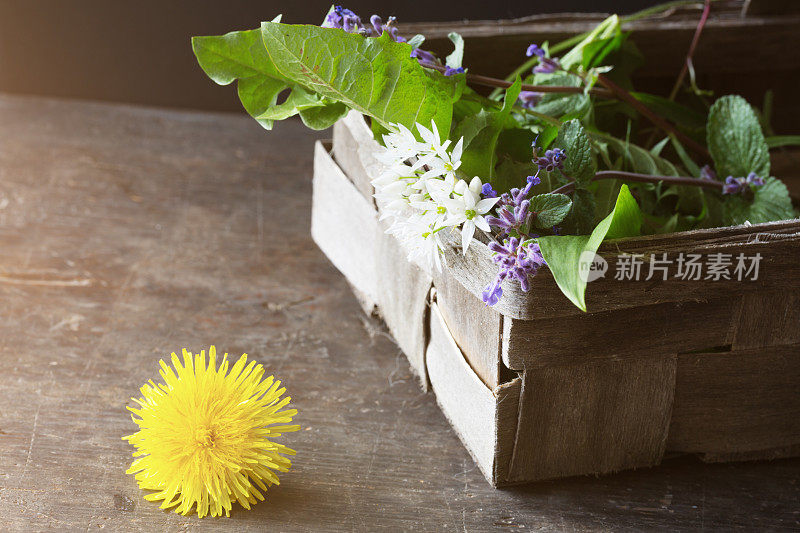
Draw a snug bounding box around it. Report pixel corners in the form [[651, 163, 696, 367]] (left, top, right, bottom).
[[311, 140, 380, 302], [374, 220, 433, 387], [432, 261, 504, 388], [667, 344, 800, 455], [507, 355, 676, 483], [731, 290, 800, 350], [502, 297, 735, 370]]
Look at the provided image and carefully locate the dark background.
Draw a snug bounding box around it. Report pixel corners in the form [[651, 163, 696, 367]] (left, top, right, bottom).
[[0, 0, 662, 112]]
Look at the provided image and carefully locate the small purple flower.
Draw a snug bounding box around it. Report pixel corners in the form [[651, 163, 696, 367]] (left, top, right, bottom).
[[746, 172, 765, 187], [410, 47, 437, 65], [482, 277, 504, 306], [526, 43, 561, 74], [526, 44, 545, 58], [518, 90, 543, 109], [533, 57, 560, 74], [482, 238, 546, 305], [723, 176, 744, 195], [534, 148, 566, 172], [486, 200, 530, 236], [444, 66, 465, 76], [527, 175, 541, 186], [369, 14, 383, 34], [722, 172, 766, 195], [700, 164, 716, 181], [481, 183, 498, 198]]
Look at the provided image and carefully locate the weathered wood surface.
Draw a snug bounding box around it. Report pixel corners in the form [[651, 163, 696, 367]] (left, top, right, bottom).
[[1, 95, 799, 531]]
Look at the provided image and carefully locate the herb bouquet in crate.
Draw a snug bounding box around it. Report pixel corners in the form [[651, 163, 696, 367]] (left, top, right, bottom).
[[193, 5, 800, 485]]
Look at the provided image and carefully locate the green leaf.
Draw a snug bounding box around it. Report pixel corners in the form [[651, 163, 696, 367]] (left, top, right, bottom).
[[555, 119, 596, 186], [590, 131, 680, 176], [530, 193, 573, 228], [581, 31, 626, 70], [538, 184, 642, 311], [766, 135, 800, 149], [707, 95, 770, 179], [532, 75, 590, 119], [632, 92, 707, 132], [561, 187, 597, 235], [723, 177, 795, 225], [446, 32, 464, 69], [193, 29, 304, 129], [453, 78, 521, 178], [407, 34, 425, 49], [259, 22, 462, 134]]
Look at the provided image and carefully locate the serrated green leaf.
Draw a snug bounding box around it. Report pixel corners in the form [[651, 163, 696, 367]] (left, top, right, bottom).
[[562, 187, 597, 235], [446, 32, 464, 69], [555, 119, 596, 186], [259, 22, 462, 134], [723, 177, 795, 225], [538, 184, 642, 311], [707, 95, 770, 179], [532, 75, 590, 119], [530, 193, 573, 227]]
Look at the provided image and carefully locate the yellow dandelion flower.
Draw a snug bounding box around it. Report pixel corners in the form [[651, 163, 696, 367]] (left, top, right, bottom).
[[122, 346, 299, 518]]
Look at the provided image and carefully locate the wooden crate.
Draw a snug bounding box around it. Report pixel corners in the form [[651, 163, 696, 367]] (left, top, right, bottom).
[[312, 111, 800, 486]]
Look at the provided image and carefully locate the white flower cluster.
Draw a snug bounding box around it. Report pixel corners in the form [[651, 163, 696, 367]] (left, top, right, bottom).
[[372, 121, 499, 272]]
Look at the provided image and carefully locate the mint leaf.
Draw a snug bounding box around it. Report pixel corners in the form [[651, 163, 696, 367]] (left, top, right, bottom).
[[259, 23, 462, 134], [453, 78, 521, 178], [723, 177, 795, 225], [532, 75, 590, 119], [530, 193, 572, 228], [446, 32, 464, 69], [707, 95, 770, 179], [555, 119, 596, 186], [562, 187, 597, 235], [538, 184, 642, 311]]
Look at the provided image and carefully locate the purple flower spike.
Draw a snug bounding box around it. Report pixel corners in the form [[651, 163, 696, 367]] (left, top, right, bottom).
[[444, 66, 465, 76], [482, 238, 546, 305], [527, 175, 541, 186], [481, 183, 498, 198]]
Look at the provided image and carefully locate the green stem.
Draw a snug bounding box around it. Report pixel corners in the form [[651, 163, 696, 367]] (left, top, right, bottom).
[[491, 0, 709, 99]]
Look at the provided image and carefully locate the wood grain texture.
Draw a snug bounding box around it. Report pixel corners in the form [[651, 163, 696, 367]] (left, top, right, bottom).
[[668, 344, 800, 455], [432, 260, 504, 388], [1, 94, 799, 531], [502, 298, 735, 370], [508, 356, 677, 483], [311, 140, 380, 303], [732, 290, 800, 350], [374, 220, 433, 387]]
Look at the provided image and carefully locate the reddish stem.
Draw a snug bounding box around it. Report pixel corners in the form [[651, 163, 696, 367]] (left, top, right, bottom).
[[669, 0, 712, 101], [552, 170, 723, 194]]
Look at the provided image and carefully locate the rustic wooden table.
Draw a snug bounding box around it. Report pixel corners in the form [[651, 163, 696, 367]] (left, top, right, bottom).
[[0, 94, 798, 532]]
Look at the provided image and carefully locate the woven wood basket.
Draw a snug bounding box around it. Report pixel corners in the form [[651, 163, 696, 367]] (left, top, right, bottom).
[[311, 5, 800, 485]]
